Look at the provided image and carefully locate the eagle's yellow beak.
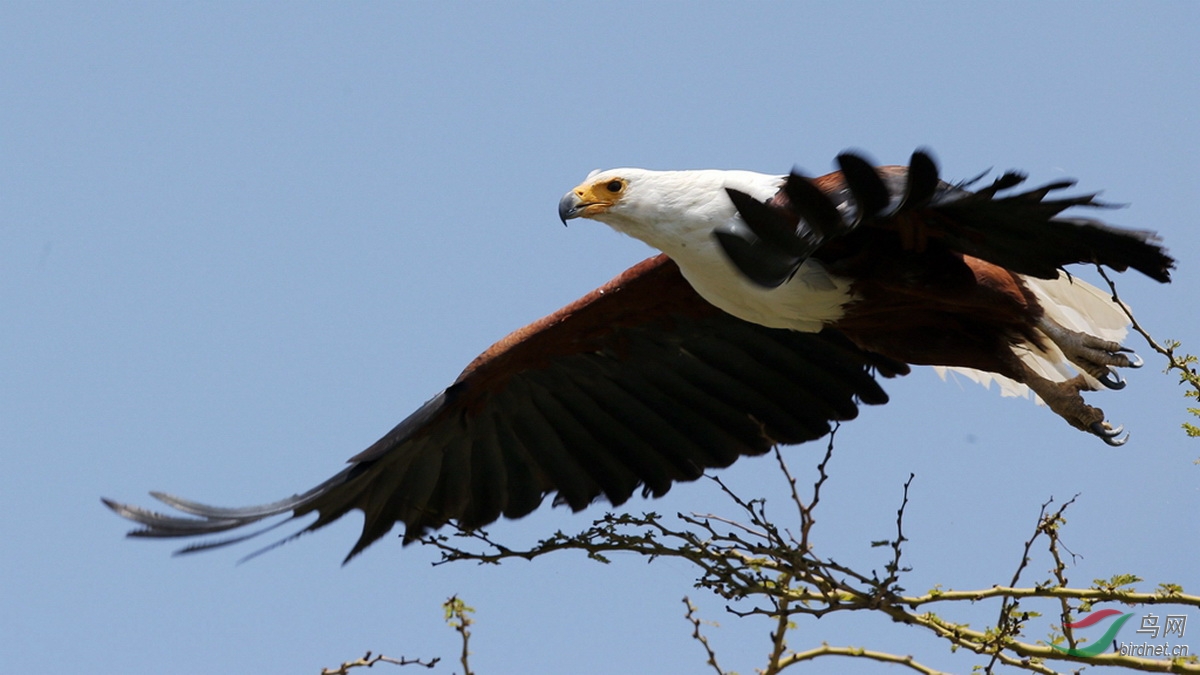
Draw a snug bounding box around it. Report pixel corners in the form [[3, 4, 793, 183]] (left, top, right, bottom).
[[558, 176, 627, 225]]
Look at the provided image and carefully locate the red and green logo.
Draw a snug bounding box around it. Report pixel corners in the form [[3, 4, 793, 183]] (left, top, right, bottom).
[[1051, 609, 1134, 657]]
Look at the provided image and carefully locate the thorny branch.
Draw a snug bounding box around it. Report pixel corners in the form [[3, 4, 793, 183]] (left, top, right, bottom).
[[983, 495, 1079, 673], [320, 597, 472, 674], [1097, 266, 1200, 441], [320, 651, 439, 674], [683, 597, 727, 675], [420, 445, 1199, 674]]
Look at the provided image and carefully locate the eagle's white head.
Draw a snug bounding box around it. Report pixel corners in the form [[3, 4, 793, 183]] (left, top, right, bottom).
[[558, 168, 782, 257], [558, 167, 852, 333]]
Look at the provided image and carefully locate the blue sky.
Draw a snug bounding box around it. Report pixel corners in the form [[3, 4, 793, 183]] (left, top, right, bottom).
[[3, 3, 1198, 673]]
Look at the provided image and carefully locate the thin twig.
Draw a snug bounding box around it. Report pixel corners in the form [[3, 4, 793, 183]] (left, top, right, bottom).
[[320, 651, 439, 674], [415, 432, 1200, 674], [683, 597, 727, 675], [783, 643, 955, 675], [444, 596, 475, 675]]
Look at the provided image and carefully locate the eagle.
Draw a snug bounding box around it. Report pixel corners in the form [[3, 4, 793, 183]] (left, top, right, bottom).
[[105, 149, 1173, 562]]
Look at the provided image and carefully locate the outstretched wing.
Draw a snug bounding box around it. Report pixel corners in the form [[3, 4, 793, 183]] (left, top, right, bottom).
[[105, 255, 906, 562], [717, 149, 1174, 288]]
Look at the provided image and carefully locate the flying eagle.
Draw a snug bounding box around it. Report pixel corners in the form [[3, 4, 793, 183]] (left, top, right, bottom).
[[105, 150, 1173, 561]]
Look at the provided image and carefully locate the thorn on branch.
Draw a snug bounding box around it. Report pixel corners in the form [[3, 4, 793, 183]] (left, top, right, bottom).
[[320, 650, 440, 674]]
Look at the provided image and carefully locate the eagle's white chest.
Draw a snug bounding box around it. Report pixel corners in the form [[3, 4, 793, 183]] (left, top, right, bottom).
[[594, 169, 856, 332], [671, 236, 854, 332]]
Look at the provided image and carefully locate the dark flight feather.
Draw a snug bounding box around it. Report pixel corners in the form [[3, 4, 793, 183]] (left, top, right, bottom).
[[105, 255, 904, 562], [721, 149, 1174, 287]]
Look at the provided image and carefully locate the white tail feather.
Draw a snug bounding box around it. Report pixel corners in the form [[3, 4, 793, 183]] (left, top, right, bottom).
[[934, 272, 1129, 402]]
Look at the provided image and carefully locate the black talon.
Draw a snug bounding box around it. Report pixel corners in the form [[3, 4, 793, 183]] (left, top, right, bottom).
[[1089, 421, 1128, 446], [1125, 352, 1144, 369], [1098, 369, 1127, 390]]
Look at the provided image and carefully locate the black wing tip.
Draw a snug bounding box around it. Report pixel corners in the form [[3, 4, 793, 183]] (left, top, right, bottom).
[[899, 149, 940, 211], [834, 148, 874, 166], [835, 152, 890, 219], [893, 150, 1176, 284], [104, 479, 339, 551]]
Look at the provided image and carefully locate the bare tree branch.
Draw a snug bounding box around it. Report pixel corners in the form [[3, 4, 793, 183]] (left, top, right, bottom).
[[320, 651, 439, 674], [683, 597, 728, 675], [416, 447, 1200, 673], [1097, 265, 1200, 441]]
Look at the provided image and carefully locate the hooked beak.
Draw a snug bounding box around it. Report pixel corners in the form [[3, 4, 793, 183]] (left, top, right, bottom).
[[558, 191, 583, 226]]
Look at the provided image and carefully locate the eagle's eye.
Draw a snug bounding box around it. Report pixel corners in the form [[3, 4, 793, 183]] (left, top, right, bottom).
[[605, 179, 624, 193]]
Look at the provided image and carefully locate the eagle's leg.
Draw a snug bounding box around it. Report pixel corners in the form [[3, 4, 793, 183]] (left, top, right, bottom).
[[1036, 317, 1143, 390], [1018, 365, 1127, 446]]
